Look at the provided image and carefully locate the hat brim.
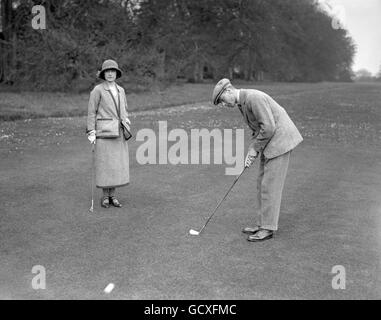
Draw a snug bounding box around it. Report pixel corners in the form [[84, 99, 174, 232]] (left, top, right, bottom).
[[99, 68, 122, 80], [213, 84, 230, 105]]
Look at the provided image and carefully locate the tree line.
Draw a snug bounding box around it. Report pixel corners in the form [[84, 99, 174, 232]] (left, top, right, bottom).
[[0, 0, 356, 91], [354, 68, 381, 82]]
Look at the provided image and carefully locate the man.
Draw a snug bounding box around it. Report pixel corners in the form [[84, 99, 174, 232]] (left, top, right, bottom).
[[212, 79, 303, 242]]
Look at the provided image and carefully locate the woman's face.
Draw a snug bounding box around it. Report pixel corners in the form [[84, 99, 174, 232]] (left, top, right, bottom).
[[104, 69, 117, 82]]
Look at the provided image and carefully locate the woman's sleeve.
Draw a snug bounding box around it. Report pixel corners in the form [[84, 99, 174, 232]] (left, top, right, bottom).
[[86, 88, 100, 134], [124, 91, 129, 117]]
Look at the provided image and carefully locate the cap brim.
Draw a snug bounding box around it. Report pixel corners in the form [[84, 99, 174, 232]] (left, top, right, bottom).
[[213, 86, 228, 105]]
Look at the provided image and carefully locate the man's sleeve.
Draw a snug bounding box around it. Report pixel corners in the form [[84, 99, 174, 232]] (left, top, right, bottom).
[[247, 94, 276, 153], [86, 88, 100, 134]]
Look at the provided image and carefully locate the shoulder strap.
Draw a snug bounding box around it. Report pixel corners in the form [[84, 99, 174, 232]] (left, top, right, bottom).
[[107, 90, 121, 120]]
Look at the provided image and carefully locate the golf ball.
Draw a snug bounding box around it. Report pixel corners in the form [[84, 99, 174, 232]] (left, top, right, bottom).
[[189, 229, 199, 236], [104, 283, 115, 294]]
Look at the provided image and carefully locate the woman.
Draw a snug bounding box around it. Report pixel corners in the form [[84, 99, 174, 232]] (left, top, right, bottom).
[[86, 59, 131, 208]]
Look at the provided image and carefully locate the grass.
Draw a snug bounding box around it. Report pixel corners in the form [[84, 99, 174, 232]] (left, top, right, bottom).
[[1, 82, 381, 299], [0, 80, 370, 121], [0, 82, 213, 121]]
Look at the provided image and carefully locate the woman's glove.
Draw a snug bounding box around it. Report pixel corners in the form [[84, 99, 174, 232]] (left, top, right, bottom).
[[124, 118, 131, 131], [88, 130, 96, 144]]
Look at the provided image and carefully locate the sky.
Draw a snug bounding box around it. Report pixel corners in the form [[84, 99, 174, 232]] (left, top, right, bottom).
[[319, 0, 381, 75]]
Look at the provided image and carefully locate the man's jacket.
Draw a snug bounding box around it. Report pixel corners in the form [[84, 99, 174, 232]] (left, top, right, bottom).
[[238, 89, 303, 159]]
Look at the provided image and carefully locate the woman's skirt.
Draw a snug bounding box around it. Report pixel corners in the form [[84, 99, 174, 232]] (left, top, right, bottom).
[[95, 131, 129, 188]]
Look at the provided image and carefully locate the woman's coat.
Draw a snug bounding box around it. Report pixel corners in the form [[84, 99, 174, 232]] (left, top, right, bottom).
[[87, 82, 130, 188]]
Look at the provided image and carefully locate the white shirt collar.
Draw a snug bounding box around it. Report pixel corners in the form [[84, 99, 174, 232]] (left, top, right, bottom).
[[236, 89, 241, 105]]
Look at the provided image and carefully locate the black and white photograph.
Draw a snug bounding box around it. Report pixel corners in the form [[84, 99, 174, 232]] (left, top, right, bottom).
[[0, 0, 380, 305]]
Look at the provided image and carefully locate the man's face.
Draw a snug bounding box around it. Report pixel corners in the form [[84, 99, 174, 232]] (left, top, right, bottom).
[[219, 88, 236, 108]]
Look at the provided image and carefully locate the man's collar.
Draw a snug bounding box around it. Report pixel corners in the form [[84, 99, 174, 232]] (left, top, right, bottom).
[[236, 89, 241, 107]]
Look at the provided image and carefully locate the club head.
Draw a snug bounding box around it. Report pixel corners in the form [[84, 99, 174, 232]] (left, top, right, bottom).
[[89, 200, 94, 213], [189, 229, 200, 236]]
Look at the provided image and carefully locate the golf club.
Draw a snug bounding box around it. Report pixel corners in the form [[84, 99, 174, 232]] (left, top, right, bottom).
[[89, 144, 95, 213], [189, 166, 247, 236]]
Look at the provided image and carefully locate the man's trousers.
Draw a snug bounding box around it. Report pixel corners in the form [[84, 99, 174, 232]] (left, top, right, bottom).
[[255, 151, 291, 231]]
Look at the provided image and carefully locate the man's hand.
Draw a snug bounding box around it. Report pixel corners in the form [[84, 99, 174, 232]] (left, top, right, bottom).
[[245, 148, 258, 168], [125, 118, 131, 125], [88, 130, 96, 144]]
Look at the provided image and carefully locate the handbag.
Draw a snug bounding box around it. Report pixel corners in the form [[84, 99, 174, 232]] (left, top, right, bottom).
[[121, 120, 132, 141], [96, 118, 120, 138]]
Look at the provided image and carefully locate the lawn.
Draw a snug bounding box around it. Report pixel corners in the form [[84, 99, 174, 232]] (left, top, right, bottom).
[[0, 81, 380, 299], [0, 80, 355, 121]]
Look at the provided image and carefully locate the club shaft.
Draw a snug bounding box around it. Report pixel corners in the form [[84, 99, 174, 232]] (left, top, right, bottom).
[[90, 144, 95, 211], [198, 167, 247, 234]]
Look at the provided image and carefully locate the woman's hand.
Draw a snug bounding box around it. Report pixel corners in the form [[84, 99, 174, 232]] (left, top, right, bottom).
[[88, 130, 96, 144], [124, 118, 131, 131]]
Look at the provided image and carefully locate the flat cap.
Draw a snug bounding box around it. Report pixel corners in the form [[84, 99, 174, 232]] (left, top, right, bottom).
[[212, 78, 232, 105]]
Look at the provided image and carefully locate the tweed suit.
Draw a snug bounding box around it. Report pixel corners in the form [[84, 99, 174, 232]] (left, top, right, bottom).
[[238, 89, 303, 230]]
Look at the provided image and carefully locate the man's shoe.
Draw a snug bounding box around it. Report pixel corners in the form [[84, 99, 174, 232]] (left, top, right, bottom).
[[101, 196, 110, 208], [247, 229, 274, 242], [242, 226, 261, 235], [110, 196, 122, 208]]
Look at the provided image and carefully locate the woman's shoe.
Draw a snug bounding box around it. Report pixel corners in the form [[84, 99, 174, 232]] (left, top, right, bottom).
[[101, 196, 110, 208], [109, 196, 122, 208]]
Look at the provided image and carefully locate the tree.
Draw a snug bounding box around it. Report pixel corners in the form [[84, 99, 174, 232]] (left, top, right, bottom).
[[0, 0, 14, 83], [3, 0, 143, 90], [354, 69, 375, 82], [377, 65, 381, 81], [1, 0, 357, 90]]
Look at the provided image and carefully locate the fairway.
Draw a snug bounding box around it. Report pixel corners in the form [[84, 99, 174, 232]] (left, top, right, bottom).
[[0, 82, 380, 299]]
